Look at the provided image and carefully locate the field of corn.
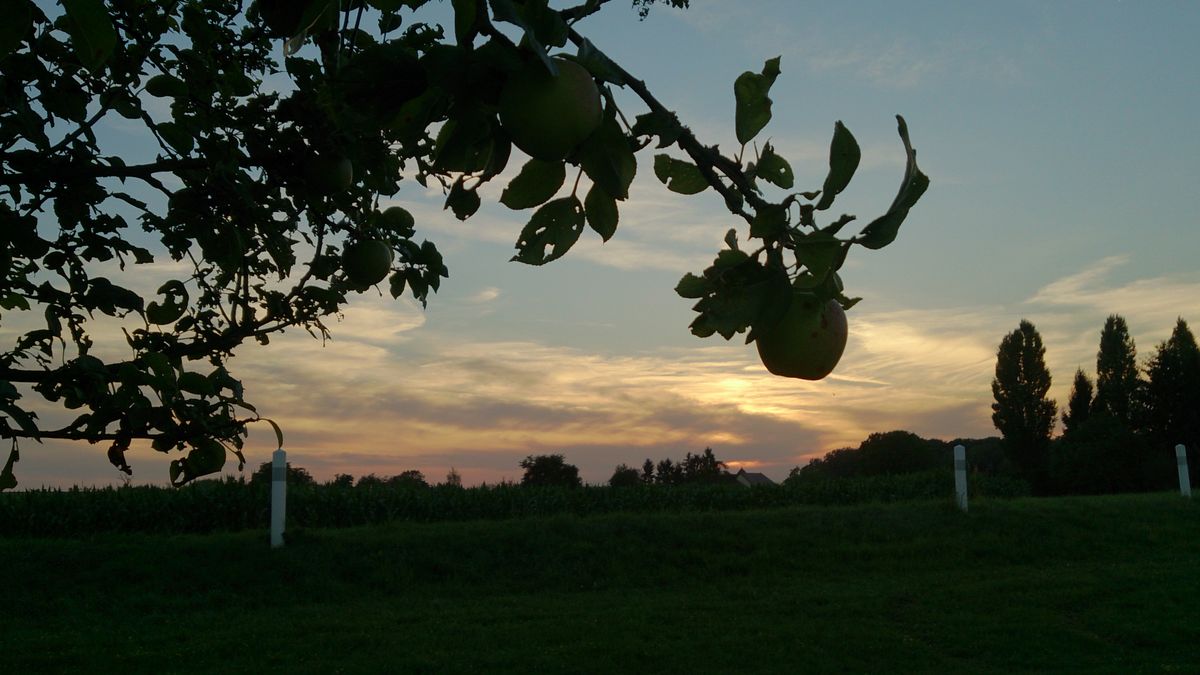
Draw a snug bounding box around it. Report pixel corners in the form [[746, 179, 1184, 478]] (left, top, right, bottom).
[[0, 469, 1029, 537]]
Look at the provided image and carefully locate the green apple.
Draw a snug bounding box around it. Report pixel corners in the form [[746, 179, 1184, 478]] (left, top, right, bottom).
[[342, 239, 394, 288], [304, 155, 354, 195], [755, 295, 848, 380], [498, 57, 602, 161]]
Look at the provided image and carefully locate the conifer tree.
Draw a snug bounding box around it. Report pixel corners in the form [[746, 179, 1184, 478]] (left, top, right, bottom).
[[1061, 368, 1094, 438], [1093, 315, 1141, 427], [991, 320, 1057, 490], [1144, 318, 1200, 451]]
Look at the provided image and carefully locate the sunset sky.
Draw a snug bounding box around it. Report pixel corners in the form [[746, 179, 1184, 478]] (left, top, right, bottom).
[[12, 0, 1200, 488]]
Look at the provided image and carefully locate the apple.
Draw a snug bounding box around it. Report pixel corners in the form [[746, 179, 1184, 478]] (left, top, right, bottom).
[[498, 57, 602, 161], [342, 239, 394, 288], [755, 295, 848, 380], [303, 154, 354, 195]]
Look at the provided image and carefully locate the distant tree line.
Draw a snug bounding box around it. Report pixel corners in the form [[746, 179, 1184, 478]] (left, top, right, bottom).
[[991, 315, 1200, 495]]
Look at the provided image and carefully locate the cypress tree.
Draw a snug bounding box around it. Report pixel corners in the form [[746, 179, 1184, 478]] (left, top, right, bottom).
[[1061, 368, 1094, 438], [991, 320, 1057, 491], [1145, 318, 1200, 451], [1093, 315, 1141, 427]]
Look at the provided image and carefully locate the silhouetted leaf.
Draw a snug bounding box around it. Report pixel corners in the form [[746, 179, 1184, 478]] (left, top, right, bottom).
[[734, 56, 780, 146], [578, 114, 636, 200], [501, 158, 565, 209], [794, 232, 843, 280], [61, 0, 117, 71], [750, 203, 787, 238], [0, 0, 32, 58], [816, 121, 861, 211], [858, 116, 929, 250], [511, 197, 584, 265], [445, 178, 481, 220], [756, 143, 793, 189], [631, 110, 684, 149], [653, 154, 708, 195], [584, 184, 618, 241]]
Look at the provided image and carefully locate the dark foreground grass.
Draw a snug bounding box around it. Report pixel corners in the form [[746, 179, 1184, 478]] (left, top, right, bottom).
[[1, 493, 1196, 673]]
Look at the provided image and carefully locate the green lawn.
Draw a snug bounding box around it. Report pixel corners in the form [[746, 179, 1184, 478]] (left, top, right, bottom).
[[1, 493, 1196, 673]]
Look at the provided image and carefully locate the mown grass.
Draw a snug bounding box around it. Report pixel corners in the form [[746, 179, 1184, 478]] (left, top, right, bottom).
[[1, 493, 1196, 673]]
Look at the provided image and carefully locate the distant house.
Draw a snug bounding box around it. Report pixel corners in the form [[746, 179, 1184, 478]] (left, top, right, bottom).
[[734, 468, 775, 487]]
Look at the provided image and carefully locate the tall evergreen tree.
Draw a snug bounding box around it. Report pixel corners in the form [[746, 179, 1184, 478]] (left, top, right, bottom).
[[1061, 368, 1094, 437], [1144, 318, 1200, 451], [991, 320, 1057, 490], [1093, 315, 1141, 427]]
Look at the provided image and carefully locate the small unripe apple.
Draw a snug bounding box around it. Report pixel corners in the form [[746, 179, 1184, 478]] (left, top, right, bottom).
[[498, 57, 602, 161], [342, 239, 394, 288], [755, 295, 848, 380]]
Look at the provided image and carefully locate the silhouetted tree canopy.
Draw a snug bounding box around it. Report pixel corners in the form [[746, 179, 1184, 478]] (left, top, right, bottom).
[[1093, 315, 1141, 428], [991, 320, 1056, 491], [519, 454, 581, 488], [0, 0, 926, 490], [1061, 368, 1094, 438]]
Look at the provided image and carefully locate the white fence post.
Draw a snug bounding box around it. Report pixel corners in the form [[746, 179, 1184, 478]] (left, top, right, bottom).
[[1177, 444, 1191, 498], [270, 448, 287, 548], [954, 444, 968, 512]]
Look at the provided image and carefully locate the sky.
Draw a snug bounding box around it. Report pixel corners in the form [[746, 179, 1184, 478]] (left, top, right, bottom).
[[10, 0, 1200, 488]]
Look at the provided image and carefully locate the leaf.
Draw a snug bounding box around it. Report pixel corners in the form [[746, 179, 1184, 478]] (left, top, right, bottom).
[[750, 203, 787, 238], [0, 443, 19, 491], [500, 158, 565, 210], [445, 178, 481, 220], [450, 0, 477, 46], [816, 121, 861, 211], [0, 0, 32, 58], [653, 155, 708, 195], [61, 0, 117, 71], [260, 417, 285, 449], [511, 197, 585, 265], [577, 114, 636, 200], [631, 110, 684, 149], [858, 115, 930, 250], [734, 56, 781, 146], [674, 273, 712, 299], [178, 371, 215, 396], [584, 184, 618, 242], [146, 280, 188, 325], [576, 37, 625, 86], [156, 121, 194, 155], [756, 144, 793, 189], [794, 232, 844, 280]]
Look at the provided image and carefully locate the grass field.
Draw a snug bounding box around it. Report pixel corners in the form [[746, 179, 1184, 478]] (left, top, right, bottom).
[[1, 493, 1196, 673]]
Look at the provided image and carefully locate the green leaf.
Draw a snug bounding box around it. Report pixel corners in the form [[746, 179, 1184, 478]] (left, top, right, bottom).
[[794, 232, 844, 280], [146, 280, 188, 325], [577, 114, 636, 200], [674, 273, 712, 299], [858, 115, 930, 250], [145, 74, 189, 98], [445, 178, 481, 220], [61, 0, 117, 71], [0, 0, 33, 59], [653, 155, 708, 195], [259, 417, 285, 449], [500, 158, 566, 210], [156, 121, 194, 155], [178, 371, 215, 396], [734, 56, 781, 146], [511, 197, 585, 265], [576, 38, 625, 86], [451, 0, 477, 46], [815, 121, 861, 211], [0, 444, 19, 491], [756, 144, 793, 189], [584, 184, 618, 242], [631, 110, 684, 149], [750, 204, 787, 238]]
